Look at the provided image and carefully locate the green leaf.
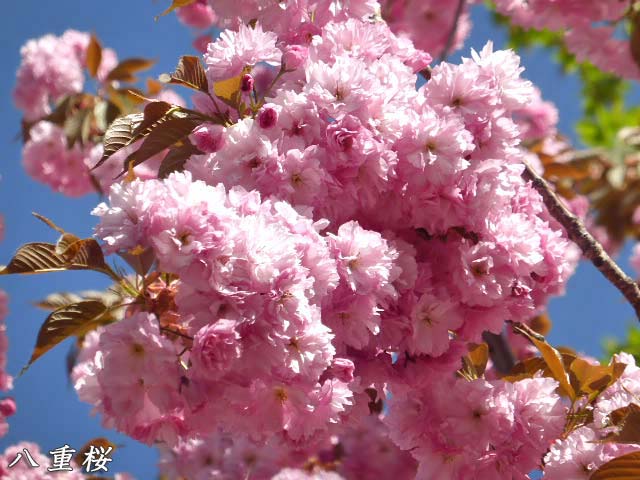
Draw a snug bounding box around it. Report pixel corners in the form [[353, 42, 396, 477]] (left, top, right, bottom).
[[86, 34, 103, 78], [159, 55, 209, 93], [24, 300, 112, 372], [590, 451, 640, 479]]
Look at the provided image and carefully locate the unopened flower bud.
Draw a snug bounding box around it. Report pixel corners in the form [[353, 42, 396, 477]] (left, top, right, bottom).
[[258, 106, 278, 129], [241, 74, 254, 93], [0, 398, 16, 417]]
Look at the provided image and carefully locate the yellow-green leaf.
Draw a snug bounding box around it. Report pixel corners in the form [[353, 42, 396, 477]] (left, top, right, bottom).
[[590, 451, 640, 479]]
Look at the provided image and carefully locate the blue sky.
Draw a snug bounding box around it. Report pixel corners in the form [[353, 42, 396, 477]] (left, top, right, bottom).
[[0, 2, 636, 479]]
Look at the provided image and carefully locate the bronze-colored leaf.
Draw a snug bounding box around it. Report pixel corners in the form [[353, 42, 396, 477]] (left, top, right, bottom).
[[530, 312, 552, 336], [123, 114, 202, 173], [73, 438, 117, 467], [511, 322, 575, 400], [24, 300, 112, 371], [32, 212, 66, 234], [34, 292, 84, 310], [0, 239, 113, 279], [590, 451, 640, 479], [503, 356, 548, 382], [160, 55, 208, 93], [106, 58, 156, 82], [458, 343, 490, 380], [132, 101, 175, 138], [86, 34, 103, 78], [0, 243, 73, 275], [156, 0, 197, 20], [108, 86, 147, 114], [158, 141, 201, 179], [569, 357, 626, 401], [602, 403, 640, 444], [55, 233, 81, 256], [94, 113, 144, 170], [213, 73, 244, 102], [147, 78, 164, 96]]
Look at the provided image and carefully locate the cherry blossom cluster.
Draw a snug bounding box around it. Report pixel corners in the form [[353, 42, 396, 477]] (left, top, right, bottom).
[[77, 172, 352, 446], [18, 0, 640, 478], [177, 0, 471, 60], [13, 31, 117, 196], [14, 30, 117, 121], [493, 0, 640, 80], [0, 217, 15, 440], [158, 415, 417, 479], [62, 1, 592, 476], [13, 30, 186, 197]]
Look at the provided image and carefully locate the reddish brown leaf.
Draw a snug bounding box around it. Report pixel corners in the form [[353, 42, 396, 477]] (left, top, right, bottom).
[[158, 141, 201, 179], [602, 403, 640, 444], [94, 113, 144, 170], [106, 58, 156, 82], [590, 451, 640, 479], [160, 55, 208, 93], [123, 114, 202, 173], [24, 300, 112, 372], [86, 34, 103, 78]]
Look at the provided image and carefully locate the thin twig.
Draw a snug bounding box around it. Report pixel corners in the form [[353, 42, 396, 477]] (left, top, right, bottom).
[[439, 0, 466, 63], [522, 162, 640, 319], [482, 331, 515, 374]]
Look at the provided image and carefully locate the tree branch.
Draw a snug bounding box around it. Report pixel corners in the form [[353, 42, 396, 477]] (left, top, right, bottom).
[[439, 0, 466, 63], [522, 162, 640, 319], [482, 331, 515, 374]]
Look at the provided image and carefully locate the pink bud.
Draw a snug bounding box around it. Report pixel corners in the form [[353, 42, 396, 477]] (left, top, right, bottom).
[[241, 74, 254, 93], [258, 107, 278, 129], [282, 45, 308, 71], [0, 398, 17, 417]]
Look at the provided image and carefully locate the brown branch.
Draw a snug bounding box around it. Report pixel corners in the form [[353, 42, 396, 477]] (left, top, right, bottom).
[[482, 331, 515, 374], [522, 162, 640, 319], [439, 0, 466, 63]]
